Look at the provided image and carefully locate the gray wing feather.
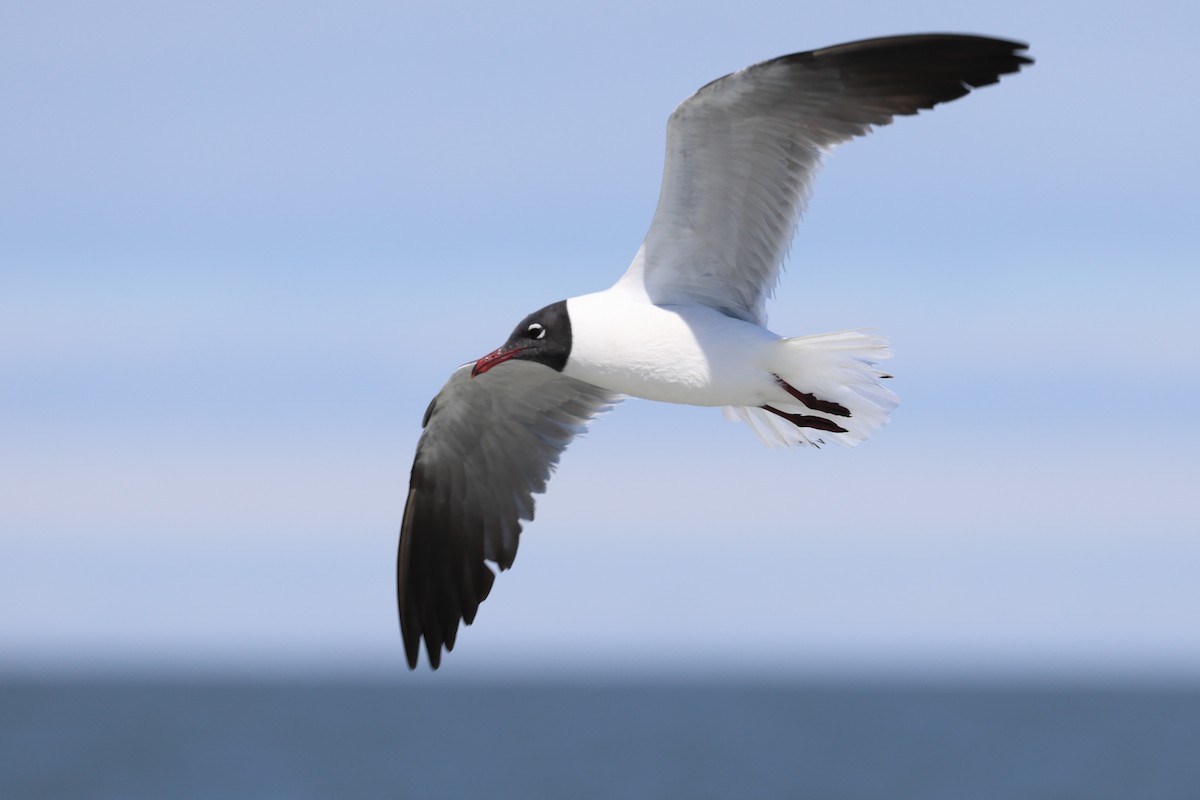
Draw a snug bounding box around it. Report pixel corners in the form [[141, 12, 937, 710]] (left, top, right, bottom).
[[619, 34, 1033, 323], [397, 362, 619, 669]]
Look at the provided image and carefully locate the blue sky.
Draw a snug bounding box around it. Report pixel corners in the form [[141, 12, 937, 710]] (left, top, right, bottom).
[[2, 0, 1197, 678]]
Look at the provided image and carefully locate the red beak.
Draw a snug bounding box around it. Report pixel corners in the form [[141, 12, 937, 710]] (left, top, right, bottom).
[[471, 346, 526, 378]]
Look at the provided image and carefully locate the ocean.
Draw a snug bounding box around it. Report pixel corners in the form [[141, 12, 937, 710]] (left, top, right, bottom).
[[3, 677, 1199, 799]]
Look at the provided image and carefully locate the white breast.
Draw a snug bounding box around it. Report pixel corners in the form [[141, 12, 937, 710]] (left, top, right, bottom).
[[563, 290, 780, 407]]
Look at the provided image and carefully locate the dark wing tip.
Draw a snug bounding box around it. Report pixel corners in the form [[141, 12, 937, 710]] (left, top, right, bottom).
[[811, 33, 1032, 69], [806, 33, 1033, 115], [397, 481, 499, 670], [689, 33, 1032, 135], [695, 34, 1031, 127]]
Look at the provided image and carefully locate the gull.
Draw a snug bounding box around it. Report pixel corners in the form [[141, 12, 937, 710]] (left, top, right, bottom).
[[397, 33, 1032, 669]]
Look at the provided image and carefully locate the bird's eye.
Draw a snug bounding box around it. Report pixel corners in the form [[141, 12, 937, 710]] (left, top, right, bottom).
[[527, 323, 546, 340]]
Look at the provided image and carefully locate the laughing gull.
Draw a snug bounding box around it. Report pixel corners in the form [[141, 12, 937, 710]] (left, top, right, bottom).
[[398, 34, 1032, 669]]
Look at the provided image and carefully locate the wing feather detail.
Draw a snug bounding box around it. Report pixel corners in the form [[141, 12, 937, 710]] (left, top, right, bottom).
[[397, 362, 618, 669], [618, 34, 1032, 323]]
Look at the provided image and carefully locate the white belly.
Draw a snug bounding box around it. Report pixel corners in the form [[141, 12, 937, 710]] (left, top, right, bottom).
[[563, 291, 780, 406]]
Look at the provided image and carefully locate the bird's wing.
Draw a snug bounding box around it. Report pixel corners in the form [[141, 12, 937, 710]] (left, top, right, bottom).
[[616, 34, 1032, 324], [397, 362, 619, 669]]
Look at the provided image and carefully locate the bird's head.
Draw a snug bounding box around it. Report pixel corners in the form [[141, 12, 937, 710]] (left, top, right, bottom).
[[471, 300, 572, 377]]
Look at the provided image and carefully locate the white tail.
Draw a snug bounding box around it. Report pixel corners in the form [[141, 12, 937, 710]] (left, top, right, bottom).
[[723, 329, 898, 448]]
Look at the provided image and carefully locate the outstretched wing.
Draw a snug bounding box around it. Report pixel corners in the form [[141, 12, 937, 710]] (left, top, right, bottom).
[[617, 34, 1033, 324], [398, 362, 619, 669]]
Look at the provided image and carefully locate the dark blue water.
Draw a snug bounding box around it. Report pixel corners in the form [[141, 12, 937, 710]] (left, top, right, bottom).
[[4, 678, 1199, 799]]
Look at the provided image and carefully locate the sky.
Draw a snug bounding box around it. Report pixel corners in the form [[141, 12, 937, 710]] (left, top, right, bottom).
[[2, 0, 1197, 679]]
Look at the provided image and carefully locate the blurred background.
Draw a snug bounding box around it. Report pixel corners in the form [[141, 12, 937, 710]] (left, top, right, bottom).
[[2, 0, 1198, 795]]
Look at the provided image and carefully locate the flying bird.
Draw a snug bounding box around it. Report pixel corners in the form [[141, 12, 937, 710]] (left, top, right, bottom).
[[398, 34, 1033, 669]]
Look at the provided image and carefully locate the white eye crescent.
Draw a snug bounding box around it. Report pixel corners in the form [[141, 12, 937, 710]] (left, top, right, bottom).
[[527, 323, 546, 340]]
